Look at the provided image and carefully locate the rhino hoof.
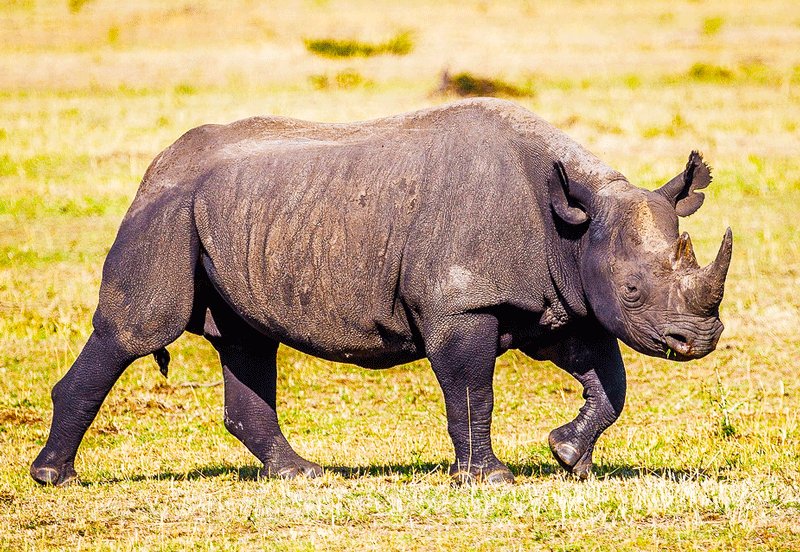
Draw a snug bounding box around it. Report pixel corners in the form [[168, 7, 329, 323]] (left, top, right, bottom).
[[548, 429, 593, 479], [450, 465, 515, 486], [549, 440, 581, 470], [571, 459, 593, 480], [483, 468, 516, 484], [261, 460, 324, 480], [30, 463, 80, 487]]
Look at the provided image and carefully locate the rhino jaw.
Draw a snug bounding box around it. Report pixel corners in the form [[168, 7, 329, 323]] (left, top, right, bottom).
[[659, 318, 724, 361]]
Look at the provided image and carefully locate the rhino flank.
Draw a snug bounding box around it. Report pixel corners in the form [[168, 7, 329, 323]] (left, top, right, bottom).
[[32, 98, 732, 486]]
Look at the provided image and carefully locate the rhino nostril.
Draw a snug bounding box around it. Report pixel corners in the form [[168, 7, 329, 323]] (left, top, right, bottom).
[[666, 332, 687, 344]]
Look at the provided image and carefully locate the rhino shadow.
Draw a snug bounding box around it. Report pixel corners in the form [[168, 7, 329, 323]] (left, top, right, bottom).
[[92, 461, 723, 485]]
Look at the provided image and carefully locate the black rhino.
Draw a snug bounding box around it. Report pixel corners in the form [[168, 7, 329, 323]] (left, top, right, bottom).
[[32, 98, 732, 486]]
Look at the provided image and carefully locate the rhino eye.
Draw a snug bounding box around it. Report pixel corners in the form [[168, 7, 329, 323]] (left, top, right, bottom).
[[621, 281, 643, 306]]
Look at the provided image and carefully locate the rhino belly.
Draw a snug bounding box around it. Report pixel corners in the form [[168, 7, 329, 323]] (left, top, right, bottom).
[[193, 177, 422, 368], [200, 251, 421, 367]]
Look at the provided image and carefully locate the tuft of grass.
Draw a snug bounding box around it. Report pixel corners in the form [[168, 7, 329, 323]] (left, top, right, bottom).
[[701, 16, 725, 37], [641, 111, 692, 138], [687, 62, 734, 83], [622, 74, 642, 90], [710, 370, 744, 439], [738, 59, 781, 86], [304, 32, 413, 58], [309, 69, 371, 90], [174, 83, 197, 96], [436, 70, 533, 98], [792, 65, 800, 84], [67, 0, 93, 14], [107, 25, 120, 46]]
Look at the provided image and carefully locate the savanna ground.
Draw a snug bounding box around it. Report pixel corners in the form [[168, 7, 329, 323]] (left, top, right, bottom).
[[1, 0, 799, 549]]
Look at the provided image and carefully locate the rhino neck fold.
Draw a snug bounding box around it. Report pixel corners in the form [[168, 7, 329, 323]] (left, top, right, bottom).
[[543, 223, 588, 328]]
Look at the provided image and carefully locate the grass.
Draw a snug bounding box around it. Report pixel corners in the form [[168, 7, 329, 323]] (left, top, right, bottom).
[[1, 0, 799, 549], [305, 32, 413, 58], [436, 71, 533, 98]]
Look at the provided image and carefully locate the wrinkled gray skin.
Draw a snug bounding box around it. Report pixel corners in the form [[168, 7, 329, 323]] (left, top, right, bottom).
[[31, 98, 732, 486]]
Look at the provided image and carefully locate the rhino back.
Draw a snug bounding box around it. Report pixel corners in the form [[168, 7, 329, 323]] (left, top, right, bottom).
[[133, 99, 620, 365]]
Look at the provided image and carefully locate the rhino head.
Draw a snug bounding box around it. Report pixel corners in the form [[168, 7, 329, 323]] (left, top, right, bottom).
[[549, 152, 732, 361]]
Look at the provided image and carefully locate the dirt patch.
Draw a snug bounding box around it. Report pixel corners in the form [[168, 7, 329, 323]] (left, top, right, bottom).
[[0, 407, 43, 425]]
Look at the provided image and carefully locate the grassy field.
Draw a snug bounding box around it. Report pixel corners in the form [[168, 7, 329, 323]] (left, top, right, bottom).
[[1, 0, 800, 549]]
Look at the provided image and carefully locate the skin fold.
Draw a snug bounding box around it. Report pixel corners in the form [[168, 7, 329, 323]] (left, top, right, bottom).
[[30, 98, 732, 486]]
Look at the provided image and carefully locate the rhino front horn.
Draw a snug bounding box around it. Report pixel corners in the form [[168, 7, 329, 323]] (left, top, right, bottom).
[[696, 227, 733, 312]]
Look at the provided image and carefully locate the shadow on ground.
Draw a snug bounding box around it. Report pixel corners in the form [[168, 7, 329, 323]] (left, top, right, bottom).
[[92, 460, 722, 485]]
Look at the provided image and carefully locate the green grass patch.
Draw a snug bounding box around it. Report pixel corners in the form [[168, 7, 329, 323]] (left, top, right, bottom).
[[687, 62, 735, 83], [68, 0, 94, 14], [437, 71, 533, 98], [676, 61, 783, 87], [701, 16, 725, 37], [304, 32, 413, 58], [309, 69, 372, 90]]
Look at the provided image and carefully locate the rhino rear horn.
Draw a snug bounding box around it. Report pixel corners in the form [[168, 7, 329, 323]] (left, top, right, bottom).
[[657, 151, 712, 217], [673, 232, 699, 270], [548, 161, 592, 226]]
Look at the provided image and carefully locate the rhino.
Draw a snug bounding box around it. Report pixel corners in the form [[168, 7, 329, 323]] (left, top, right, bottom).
[[31, 98, 732, 486]]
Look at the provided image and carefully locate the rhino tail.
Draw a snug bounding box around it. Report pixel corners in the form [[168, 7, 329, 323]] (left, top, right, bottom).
[[154, 347, 170, 378]]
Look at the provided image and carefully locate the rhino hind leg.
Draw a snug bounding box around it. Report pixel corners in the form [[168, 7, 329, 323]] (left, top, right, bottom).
[[31, 299, 196, 486], [30, 332, 139, 486], [426, 312, 515, 485], [202, 301, 322, 480], [31, 200, 199, 486]]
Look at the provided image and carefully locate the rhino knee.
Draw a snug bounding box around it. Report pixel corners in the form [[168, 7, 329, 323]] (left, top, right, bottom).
[[90, 306, 186, 360]]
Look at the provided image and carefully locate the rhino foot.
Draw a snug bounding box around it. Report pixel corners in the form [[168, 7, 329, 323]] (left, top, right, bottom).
[[449, 462, 515, 486], [259, 458, 324, 480], [30, 461, 80, 487], [548, 426, 594, 479]]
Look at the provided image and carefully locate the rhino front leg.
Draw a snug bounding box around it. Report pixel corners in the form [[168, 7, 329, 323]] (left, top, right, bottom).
[[426, 312, 514, 485], [526, 330, 626, 478], [204, 311, 322, 479]]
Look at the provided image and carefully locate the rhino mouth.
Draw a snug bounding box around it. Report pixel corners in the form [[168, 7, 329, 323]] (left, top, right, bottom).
[[662, 332, 694, 360], [658, 321, 723, 361]]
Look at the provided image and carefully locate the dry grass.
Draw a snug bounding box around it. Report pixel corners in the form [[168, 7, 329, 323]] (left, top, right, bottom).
[[1, 0, 799, 550]]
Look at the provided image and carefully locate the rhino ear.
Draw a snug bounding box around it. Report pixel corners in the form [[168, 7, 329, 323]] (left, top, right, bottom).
[[548, 161, 591, 226], [656, 151, 712, 217]]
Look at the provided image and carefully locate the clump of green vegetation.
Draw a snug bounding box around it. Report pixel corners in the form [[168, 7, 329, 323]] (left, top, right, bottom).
[[641, 111, 692, 138], [107, 25, 120, 46], [658, 12, 675, 24], [683, 60, 781, 86], [0, 153, 16, 177], [791, 65, 800, 84], [701, 16, 725, 37], [688, 62, 734, 82], [174, 83, 197, 96], [334, 69, 365, 89], [67, 0, 93, 13], [436, 70, 533, 98], [304, 32, 413, 58], [309, 69, 370, 90], [738, 59, 781, 86], [622, 74, 642, 90], [710, 370, 744, 439]]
